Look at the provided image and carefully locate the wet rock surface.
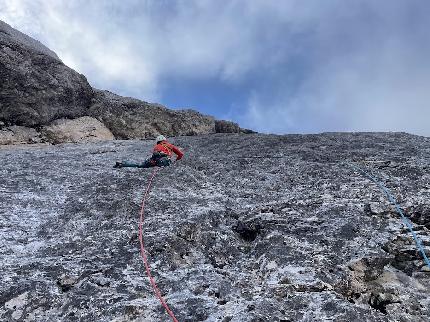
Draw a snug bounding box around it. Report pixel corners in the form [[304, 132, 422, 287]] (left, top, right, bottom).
[[0, 132, 429, 321]]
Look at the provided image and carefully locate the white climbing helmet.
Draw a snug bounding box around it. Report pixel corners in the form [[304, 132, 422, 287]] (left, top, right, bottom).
[[156, 135, 166, 143]]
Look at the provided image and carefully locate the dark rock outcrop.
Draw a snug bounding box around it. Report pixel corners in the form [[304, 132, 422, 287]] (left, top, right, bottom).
[[215, 120, 256, 134], [215, 119, 241, 133], [89, 90, 216, 139], [0, 20, 94, 127]]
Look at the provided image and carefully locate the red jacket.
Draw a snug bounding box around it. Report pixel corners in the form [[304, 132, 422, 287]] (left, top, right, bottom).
[[153, 140, 184, 160]]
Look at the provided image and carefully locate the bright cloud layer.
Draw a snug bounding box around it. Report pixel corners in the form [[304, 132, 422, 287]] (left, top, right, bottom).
[[1, 0, 429, 135]]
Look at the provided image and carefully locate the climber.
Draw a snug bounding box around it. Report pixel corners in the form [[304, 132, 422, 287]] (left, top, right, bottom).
[[114, 135, 183, 169]]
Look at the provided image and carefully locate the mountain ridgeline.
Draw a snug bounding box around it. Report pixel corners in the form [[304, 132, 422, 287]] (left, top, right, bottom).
[[0, 20, 251, 145]]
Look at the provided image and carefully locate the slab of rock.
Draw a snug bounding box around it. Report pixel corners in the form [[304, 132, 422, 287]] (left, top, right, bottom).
[[0, 132, 429, 321], [41, 116, 114, 144]]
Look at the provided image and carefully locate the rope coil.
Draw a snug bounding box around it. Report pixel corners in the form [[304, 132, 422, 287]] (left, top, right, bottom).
[[138, 167, 179, 322]]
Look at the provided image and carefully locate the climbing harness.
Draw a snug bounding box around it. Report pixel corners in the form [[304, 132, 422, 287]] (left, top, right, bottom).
[[347, 162, 430, 271], [138, 167, 179, 322]]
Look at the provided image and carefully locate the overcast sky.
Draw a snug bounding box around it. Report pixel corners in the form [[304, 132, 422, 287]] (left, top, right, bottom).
[[1, 0, 429, 135]]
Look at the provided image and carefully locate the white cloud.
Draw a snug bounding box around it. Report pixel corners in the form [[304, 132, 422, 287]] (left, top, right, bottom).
[[0, 0, 310, 99], [236, 1, 430, 136]]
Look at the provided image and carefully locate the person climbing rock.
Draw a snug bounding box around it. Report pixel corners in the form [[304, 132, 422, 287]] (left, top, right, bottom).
[[114, 135, 184, 169]]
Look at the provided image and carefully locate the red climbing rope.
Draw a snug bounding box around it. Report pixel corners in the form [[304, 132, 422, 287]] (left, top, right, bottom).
[[138, 167, 179, 322]]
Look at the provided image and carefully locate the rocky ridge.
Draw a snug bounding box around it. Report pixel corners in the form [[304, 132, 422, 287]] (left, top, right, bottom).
[[0, 20, 250, 145], [88, 90, 218, 139], [0, 132, 429, 321]]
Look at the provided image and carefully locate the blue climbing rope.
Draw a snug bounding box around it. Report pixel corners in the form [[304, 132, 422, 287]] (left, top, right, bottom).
[[347, 162, 430, 271]]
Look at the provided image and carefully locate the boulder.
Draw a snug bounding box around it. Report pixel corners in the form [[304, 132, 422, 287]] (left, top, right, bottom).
[[41, 116, 114, 144]]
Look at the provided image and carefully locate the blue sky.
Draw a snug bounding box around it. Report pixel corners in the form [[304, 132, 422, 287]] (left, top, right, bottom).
[[1, 0, 429, 135]]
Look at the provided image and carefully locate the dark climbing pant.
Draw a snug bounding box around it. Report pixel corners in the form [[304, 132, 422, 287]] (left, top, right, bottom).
[[121, 154, 172, 168]]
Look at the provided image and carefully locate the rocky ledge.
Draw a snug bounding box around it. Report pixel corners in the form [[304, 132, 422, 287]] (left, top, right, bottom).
[[0, 132, 429, 321]]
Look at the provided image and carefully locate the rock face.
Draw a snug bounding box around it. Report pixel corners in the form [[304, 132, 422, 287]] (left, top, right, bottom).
[[0, 21, 94, 127], [0, 132, 429, 321], [89, 90, 217, 139], [41, 116, 114, 144]]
